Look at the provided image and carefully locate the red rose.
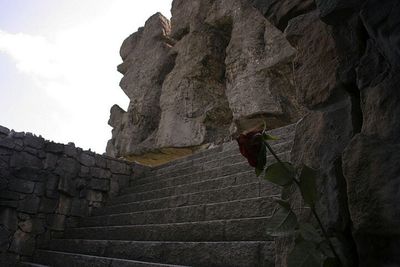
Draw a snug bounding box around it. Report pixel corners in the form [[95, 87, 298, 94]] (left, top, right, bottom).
[[236, 130, 263, 167]]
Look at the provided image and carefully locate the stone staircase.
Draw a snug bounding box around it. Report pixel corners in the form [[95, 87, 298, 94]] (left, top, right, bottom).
[[24, 124, 296, 267]]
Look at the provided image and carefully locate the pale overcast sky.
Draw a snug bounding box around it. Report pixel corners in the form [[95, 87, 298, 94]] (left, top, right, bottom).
[[0, 0, 172, 153]]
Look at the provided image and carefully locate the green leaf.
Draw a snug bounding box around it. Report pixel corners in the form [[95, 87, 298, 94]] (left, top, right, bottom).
[[273, 198, 291, 210], [281, 183, 297, 200], [255, 144, 267, 177], [265, 205, 298, 237], [264, 162, 295, 186], [323, 257, 341, 267], [299, 165, 318, 207], [287, 240, 323, 267], [262, 133, 279, 141], [299, 223, 323, 243]]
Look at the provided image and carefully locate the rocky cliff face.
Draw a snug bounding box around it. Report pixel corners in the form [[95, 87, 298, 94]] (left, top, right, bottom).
[[108, 0, 400, 265], [107, 0, 305, 165]]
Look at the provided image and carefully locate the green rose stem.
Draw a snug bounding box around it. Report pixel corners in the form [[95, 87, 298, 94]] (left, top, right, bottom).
[[264, 140, 343, 266]]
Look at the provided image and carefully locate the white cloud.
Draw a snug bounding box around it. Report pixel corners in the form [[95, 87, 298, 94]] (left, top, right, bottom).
[[0, 1, 172, 153], [0, 30, 60, 79]]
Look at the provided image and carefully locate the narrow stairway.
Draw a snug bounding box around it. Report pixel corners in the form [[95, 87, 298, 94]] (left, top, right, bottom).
[[27, 124, 296, 267]]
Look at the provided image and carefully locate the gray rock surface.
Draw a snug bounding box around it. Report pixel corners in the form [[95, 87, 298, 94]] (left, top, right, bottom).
[[107, 0, 304, 164], [106, 13, 175, 158], [284, 11, 339, 109], [288, 0, 400, 266]]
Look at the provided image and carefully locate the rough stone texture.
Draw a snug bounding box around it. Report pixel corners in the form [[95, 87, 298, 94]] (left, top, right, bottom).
[[156, 17, 232, 148], [107, 0, 304, 164], [287, 0, 400, 266], [27, 125, 294, 267], [249, 0, 316, 31], [291, 97, 354, 230], [284, 11, 339, 109], [1, 0, 399, 265], [106, 13, 175, 158], [0, 127, 134, 265], [217, 0, 303, 133]]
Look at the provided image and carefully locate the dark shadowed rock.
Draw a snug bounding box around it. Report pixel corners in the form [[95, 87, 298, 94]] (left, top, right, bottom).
[[343, 135, 400, 266], [315, 0, 363, 24], [250, 0, 316, 31], [9, 230, 35, 256], [291, 97, 353, 230], [0, 126, 10, 137], [285, 11, 339, 109]]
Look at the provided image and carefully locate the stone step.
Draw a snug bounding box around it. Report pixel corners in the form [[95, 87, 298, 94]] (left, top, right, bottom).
[[79, 196, 277, 227], [94, 181, 279, 216], [148, 139, 293, 178], [126, 169, 257, 197], [44, 240, 274, 267], [134, 141, 293, 185], [33, 250, 184, 267], [123, 150, 289, 198], [64, 216, 274, 241], [151, 123, 296, 171], [17, 263, 50, 267], [111, 152, 289, 205]]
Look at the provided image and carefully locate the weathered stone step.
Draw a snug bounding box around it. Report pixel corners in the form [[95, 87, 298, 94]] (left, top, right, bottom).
[[112, 152, 289, 205], [17, 263, 49, 267], [64, 216, 274, 241], [123, 149, 289, 198], [96, 180, 279, 216], [79, 196, 277, 227], [127, 169, 257, 197], [151, 123, 296, 171], [44, 240, 274, 267], [92, 182, 266, 216], [149, 139, 293, 178], [135, 141, 292, 185], [33, 250, 184, 267]]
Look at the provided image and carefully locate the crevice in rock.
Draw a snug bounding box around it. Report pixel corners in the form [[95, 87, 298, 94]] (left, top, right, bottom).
[[173, 27, 190, 41], [250, 0, 317, 32], [202, 19, 234, 144], [343, 82, 363, 134], [334, 157, 359, 267], [139, 50, 177, 146]]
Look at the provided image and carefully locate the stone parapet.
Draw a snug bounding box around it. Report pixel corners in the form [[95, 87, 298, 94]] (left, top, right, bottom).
[[0, 126, 136, 265]]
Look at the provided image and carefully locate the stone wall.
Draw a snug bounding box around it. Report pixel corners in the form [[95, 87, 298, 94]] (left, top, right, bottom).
[[0, 125, 137, 265]]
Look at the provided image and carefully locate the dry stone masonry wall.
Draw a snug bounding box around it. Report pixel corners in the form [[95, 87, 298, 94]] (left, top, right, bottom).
[[0, 125, 139, 265]]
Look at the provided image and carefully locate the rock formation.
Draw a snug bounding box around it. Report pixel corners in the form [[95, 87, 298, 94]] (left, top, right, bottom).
[[106, 13, 175, 159], [0, 0, 399, 265], [107, 0, 304, 165], [107, 0, 400, 265]]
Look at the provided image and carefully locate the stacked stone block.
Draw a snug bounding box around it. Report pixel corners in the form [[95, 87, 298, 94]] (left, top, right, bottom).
[[0, 126, 138, 266]]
